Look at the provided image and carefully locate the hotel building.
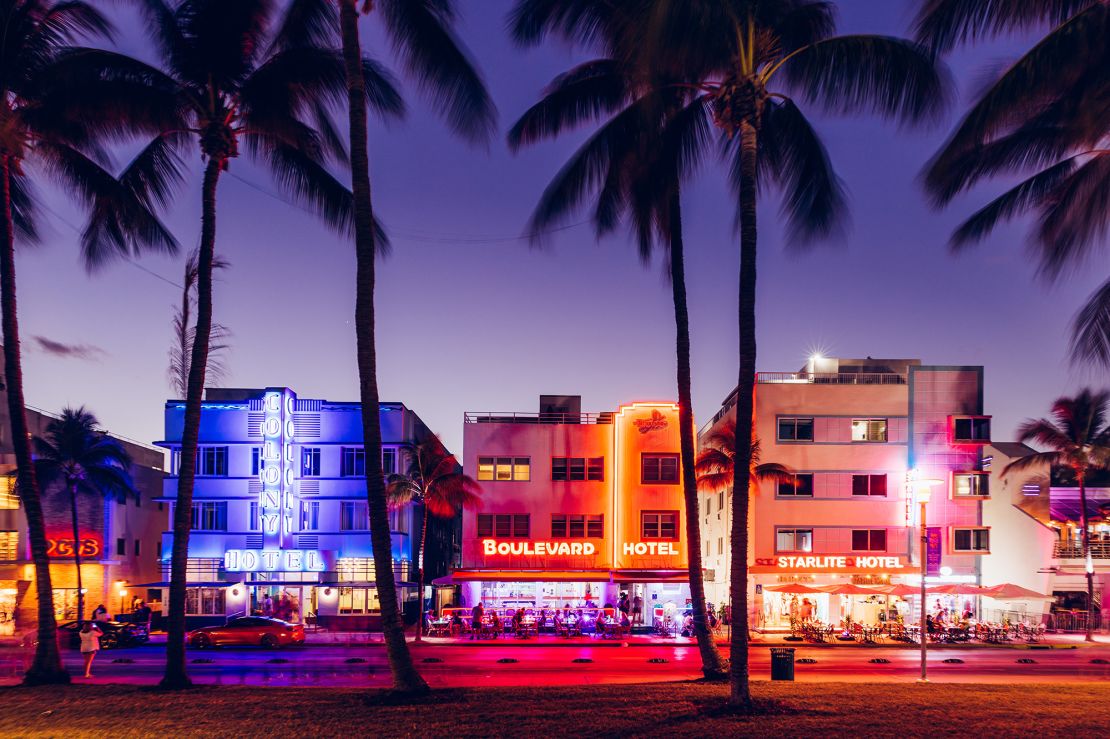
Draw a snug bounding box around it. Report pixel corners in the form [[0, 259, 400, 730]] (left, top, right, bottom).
[[454, 395, 691, 625], [156, 387, 458, 629], [699, 356, 994, 628]]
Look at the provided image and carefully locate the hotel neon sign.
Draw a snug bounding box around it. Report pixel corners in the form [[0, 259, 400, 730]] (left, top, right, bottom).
[[224, 549, 325, 572], [759, 555, 907, 570]]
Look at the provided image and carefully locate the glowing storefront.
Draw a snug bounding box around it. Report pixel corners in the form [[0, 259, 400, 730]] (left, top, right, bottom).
[[453, 396, 693, 627], [155, 387, 454, 628]]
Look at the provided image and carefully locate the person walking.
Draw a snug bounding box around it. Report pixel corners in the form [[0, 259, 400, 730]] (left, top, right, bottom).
[[91, 604, 108, 622], [261, 593, 274, 618], [470, 602, 483, 640], [631, 593, 643, 626], [79, 622, 103, 678]]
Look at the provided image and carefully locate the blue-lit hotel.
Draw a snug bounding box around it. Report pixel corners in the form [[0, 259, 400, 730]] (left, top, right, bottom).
[[154, 387, 457, 628]]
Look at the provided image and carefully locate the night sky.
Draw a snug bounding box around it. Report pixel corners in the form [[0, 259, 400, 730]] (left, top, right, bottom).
[[16, 1, 1104, 457]]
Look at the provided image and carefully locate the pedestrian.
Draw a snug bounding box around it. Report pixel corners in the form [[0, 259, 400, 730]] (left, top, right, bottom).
[[261, 593, 274, 618], [91, 604, 108, 622], [79, 621, 103, 678], [470, 601, 483, 639], [631, 593, 643, 625], [135, 600, 152, 636]]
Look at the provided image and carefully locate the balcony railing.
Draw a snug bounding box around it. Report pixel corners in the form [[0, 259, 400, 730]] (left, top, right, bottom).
[[1053, 541, 1110, 559], [464, 411, 614, 425], [756, 372, 907, 385]]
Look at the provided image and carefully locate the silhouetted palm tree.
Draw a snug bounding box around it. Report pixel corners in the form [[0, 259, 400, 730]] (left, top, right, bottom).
[[0, 0, 179, 685], [386, 437, 481, 642], [335, 0, 493, 693], [628, 0, 946, 707], [77, 0, 405, 689], [695, 418, 794, 494], [33, 408, 137, 626], [1003, 389, 1110, 642], [915, 1, 1110, 367], [508, 0, 729, 679], [168, 249, 229, 398]]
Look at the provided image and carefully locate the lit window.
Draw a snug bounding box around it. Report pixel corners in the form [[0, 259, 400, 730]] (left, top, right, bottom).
[[641, 511, 678, 540], [777, 474, 814, 497], [338, 587, 381, 615], [301, 447, 321, 477], [479, 457, 529, 481], [776, 528, 813, 553], [249, 502, 260, 531], [851, 529, 887, 551], [300, 501, 320, 531], [851, 474, 888, 496], [0, 477, 19, 509], [851, 419, 887, 442], [953, 527, 990, 552], [477, 457, 495, 481], [641, 454, 679, 484], [341, 501, 368, 530], [777, 417, 814, 442], [953, 473, 989, 498], [190, 502, 227, 531], [0, 531, 19, 560]]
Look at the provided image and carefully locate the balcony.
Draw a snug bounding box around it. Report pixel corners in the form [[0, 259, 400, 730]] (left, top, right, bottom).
[[756, 372, 907, 385], [1053, 541, 1110, 559], [464, 411, 613, 425]]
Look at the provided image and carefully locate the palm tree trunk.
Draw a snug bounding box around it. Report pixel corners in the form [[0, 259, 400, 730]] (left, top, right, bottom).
[[0, 155, 68, 685], [160, 157, 221, 689], [728, 120, 759, 709], [1078, 473, 1094, 641], [339, 0, 427, 694], [668, 192, 726, 680], [416, 504, 428, 643], [69, 482, 84, 625]]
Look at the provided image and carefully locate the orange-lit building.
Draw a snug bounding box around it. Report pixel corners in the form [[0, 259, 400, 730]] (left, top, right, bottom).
[[454, 395, 692, 625]]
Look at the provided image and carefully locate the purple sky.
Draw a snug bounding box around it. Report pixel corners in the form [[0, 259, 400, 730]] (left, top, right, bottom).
[[17, 1, 1104, 456]]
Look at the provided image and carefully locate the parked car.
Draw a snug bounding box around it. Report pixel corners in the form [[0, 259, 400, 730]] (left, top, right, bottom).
[[188, 616, 305, 648], [56, 620, 149, 650]]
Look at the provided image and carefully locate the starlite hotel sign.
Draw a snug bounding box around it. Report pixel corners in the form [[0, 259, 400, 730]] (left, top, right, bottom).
[[225, 389, 324, 573]]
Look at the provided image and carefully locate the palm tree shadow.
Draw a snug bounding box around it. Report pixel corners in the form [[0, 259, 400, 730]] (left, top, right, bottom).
[[649, 696, 833, 730]]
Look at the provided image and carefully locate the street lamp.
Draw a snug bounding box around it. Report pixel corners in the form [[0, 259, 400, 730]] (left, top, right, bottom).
[[914, 478, 942, 683]]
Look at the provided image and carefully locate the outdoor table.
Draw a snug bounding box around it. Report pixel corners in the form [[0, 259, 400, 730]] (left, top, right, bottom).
[[602, 621, 621, 639], [428, 619, 451, 637]]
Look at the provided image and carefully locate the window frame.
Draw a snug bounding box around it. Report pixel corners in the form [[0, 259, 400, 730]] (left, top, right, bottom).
[[776, 473, 814, 497], [950, 415, 992, 444], [340, 500, 369, 531], [641, 454, 680, 485], [196, 446, 229, 477], [300, 500, 320, 531], [341, 447, 366, 478], [951, 471, 990, 499], [476, 513, 530, 538], [851, 528, 888, 552], [777, 417, 815, 442], [301, 447, 321, 477], [478, 456, 529, 482], [952, 526, 991, 553], [775, 527, 814, 553], [851, 474, 888, 497], [850, 418, 888, 443], [640, 510, 679, 541], [551, 514, 604, 539]]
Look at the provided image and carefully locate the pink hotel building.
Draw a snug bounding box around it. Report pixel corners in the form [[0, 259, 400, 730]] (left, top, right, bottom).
[[698, 356, 994, 629]]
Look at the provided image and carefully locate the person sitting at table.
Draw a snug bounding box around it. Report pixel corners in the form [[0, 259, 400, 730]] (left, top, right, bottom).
[[512, 608, 525, 635], [926, 613, 936, 634], [489, 610, 501, 638], [935, 609, 948, 627], [620, 611, 631, 631], [450, 611, 464, 636], [680, 613, 694, 637]]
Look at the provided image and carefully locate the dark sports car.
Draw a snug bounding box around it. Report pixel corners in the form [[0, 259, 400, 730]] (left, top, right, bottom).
[[56, 620, 149, 650], [188, 616, 305, 648]]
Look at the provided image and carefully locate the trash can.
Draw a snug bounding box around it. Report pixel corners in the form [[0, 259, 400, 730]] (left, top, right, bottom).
[[770, 647, 795, 681]]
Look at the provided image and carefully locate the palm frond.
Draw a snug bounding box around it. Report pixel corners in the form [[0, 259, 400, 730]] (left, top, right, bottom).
[[507, 59, 630, 151], [1015, 417, 1074, 451], [507, 0, 620, 47], [914, 0, 1095, 52], [1035, 153, 1110, 277], [1071, 277, 1110, 367], [1001, 449, 1061, 477], [778, 34, 950, 126], [9, 173, 41, 245], [268, 0, 338, 53]]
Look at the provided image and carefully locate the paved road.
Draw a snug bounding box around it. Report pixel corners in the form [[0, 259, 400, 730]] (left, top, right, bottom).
[[2, 643, 1108, 687]]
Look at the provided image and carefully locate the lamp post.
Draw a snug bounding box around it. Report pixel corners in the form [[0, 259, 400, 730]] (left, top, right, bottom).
[[914, 479, 942, 683]]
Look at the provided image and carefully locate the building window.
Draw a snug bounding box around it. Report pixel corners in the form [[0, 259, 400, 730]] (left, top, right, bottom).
[[301, 447, 321, 477], [0, 531, 18, 560], [134, 539, 141, 556], [641, 454, 679, 484], [300, 501, 320, 531], [641, 511, 678, 540], [251, 447, 262, 476], [338, 587, 381, 615], [551, 457, 604, 481], [341, 448, 366, 477], [777, 417, 814, 442], [551, 514, 603, 538], [852, 474, 888, 496], [953, 472, 990, 498], [185, 587, 225, 616], [249, 502, 260, 531], [718, 491, 724, 511], [389, 507, 410, 535], [717, 537, 724, 555], [341, 501, 369, 531], [476, 514, 530, 538], [953, 527, 990, 552], [851, 419, 887, 443], [777, 473, 814, 497], [776, 528, 813, 553], [197, 446, 229, 476], [382, 448, 397, 475], [477, 457, 529, 482], [952, 416, 991, 443], [851, 529, 887, 551], [704, 497, 711, 516], [0, 477, 19, 509], [190, 502, 227, 531]]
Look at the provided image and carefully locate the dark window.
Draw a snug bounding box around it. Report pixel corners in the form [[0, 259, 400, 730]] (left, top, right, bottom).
[[953, 528, 990, 552], [477, 514, 530, 538], [382, 448, 397, 475], [251, 447, 262, 476], [642, 454, 680, 484], [341, 448, 366, 477], [197, 446, 228, 476], [953, 417, 991, 442], [851, 529, 887, 551], [851, 474, 888, 496], [777, 417, 814, 441], [552, 457, 604, 481], [301, 447, 321, 477], [641, 511, 678, 540], [134, 539, 141, 556], [116, 537, 126, 556], [587, 457, 604, 481], [777, 473, 814, 497]]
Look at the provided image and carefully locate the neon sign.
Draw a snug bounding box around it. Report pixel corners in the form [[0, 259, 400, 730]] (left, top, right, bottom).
[[482, 539, 597, 556], [622, 541, 679, 555], [224, 549, 325, 572], [760, 555, 907, 570], [47, 538, 101, 558], [633, 409, 668, 434]]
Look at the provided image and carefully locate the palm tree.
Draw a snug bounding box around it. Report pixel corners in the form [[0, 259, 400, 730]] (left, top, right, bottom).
[[914, 1, 1110, 367], [695, 418, 794, 495], [1, 0, 185, 685], [386, 437, 481, 642], [32, 408, 137, 627], [168, 249, 229, 398], [79, 0, 408, 689], [594, 0, 945, 708], [507, 1, 729, 679], [335, 0, 493, 693], [1002, 389, 1110, 642]]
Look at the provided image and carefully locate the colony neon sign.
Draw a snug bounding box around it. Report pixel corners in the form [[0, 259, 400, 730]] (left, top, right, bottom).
[[224, 549, 325, 572]]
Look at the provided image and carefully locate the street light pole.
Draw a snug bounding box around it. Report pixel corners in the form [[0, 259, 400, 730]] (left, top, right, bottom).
[[919, 497, 928, 682]]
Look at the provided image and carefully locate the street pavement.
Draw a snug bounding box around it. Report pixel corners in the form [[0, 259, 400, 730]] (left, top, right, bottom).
[[1, 642, 1107, 688]]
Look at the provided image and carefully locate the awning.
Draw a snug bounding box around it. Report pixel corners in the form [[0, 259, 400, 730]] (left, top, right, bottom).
[[131, 582, 236, 588], [449, 570, 611, 583], [611, 570, 689, 583], [983, 583, 1053, 600], [764, 583, 824, 594]]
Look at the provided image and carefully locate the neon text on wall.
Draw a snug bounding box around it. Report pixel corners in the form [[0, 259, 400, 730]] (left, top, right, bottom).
[[770, 555, 906, 570], [482, 539, 597, 556], [47, 537, 101, 558], [224, 549, 325, 572], [622, 541, 679, 556]]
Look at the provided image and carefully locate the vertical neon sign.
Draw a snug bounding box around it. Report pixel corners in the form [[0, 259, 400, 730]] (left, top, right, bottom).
[[260, 390, 296, 549]]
